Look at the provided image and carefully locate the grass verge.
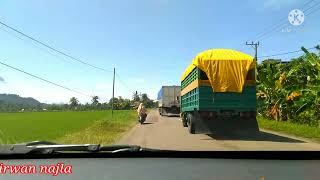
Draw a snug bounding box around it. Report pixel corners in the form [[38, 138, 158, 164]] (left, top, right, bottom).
[[257, 115, 320, 142], [56, 110, 137, 145]]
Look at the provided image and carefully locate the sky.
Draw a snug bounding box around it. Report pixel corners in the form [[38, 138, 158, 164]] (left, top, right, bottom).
[[0, 0, 319, 104]]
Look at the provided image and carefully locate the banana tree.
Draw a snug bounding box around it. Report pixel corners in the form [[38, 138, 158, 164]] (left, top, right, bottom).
[[257, 46, 320, 122], [257, 60, 287, 120], [301, 46, 320, 123]]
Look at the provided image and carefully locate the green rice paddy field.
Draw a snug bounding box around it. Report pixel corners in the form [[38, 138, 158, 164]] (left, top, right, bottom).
[[0, 110, 137, 144]]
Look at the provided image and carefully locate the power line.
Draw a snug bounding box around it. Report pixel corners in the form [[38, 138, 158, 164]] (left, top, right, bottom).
[[256, 0, 319, 40], [0, 20, 136, 100], [258, 46, 317, 59], [254, 5, 320, 43], [0, 60, 92, 98], [0, 20, 113, 73], [242, 0, 318, 54], [305, 2, 320, 15], [253, 0, 316, 39], [255, 22, 288, 41], [302, 0, 317, 8], [253, 18, 287, 41], [258, 2, 320, 41], [254, 0, 320, 41], [0, 25, 88, 66], [303, 0, 319, 13], [115, 72, 135, 94]]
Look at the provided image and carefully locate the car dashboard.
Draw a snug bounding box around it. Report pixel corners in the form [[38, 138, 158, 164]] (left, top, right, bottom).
[[0, 157, 319, 179]]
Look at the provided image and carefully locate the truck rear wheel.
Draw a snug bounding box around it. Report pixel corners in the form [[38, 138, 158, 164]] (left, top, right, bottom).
[[161, 108, 165, 116], [187, 113, 195, 134], [182, 114, 188, 127]]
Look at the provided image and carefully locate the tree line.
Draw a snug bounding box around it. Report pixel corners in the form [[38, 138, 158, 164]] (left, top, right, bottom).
[[0, 92, 157, 112]]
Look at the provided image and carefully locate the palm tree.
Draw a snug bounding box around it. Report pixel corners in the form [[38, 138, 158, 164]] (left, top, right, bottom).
[[132, 91, 140, 101], [91, 96, 99, 106], [69, 97, 79, 108]]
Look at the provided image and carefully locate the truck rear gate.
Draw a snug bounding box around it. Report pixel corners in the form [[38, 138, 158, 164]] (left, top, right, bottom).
[[181, 84, 258, 134], [157, 86, 181, 116]]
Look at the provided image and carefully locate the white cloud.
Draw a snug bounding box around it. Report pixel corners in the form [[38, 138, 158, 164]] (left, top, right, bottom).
[[0, 76, 4, 82]]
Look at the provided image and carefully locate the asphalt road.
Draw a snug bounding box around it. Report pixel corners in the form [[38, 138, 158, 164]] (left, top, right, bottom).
[[117, 110, 320, 151]]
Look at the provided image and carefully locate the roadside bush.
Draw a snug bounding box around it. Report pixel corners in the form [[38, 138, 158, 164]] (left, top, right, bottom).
[[257, 46, 319, 127], [294, 109, 319, 127]]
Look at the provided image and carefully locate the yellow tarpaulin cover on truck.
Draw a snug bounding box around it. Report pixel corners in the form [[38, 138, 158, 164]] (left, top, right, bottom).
[[181, 49, 255, 93]]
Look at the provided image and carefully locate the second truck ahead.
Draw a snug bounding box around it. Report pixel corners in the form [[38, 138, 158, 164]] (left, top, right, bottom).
[[157, 86, 181, 116]]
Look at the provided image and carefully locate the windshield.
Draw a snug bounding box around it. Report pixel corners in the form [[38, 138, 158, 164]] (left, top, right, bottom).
[[0, 0, 319, 152]]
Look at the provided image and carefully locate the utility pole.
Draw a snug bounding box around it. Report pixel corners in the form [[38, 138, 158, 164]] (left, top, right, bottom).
[[112, 68, 115, 118], [246, 41, 259, 80]]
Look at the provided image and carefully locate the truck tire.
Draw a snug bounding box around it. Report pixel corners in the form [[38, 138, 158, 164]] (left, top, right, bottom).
[[182, 114, 188, 127], [187, 113, 195, 134], [162, 108, 166, 116]]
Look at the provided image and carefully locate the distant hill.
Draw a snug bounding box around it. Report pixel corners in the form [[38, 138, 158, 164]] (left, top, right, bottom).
[[0, 94, 41, 106]]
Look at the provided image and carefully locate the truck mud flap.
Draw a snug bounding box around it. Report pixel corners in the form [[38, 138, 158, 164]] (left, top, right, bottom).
[[193, 114, 259, 135]]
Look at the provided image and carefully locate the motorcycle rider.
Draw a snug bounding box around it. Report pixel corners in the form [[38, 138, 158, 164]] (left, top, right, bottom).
[[137, 103, 147, 124]]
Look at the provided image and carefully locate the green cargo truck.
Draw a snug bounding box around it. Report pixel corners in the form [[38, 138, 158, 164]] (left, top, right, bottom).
[[180, 49, 259, 134]]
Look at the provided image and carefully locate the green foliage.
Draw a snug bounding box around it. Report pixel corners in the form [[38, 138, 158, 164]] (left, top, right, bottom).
[[130, 92, 157, 109], [69, 97, 79, 108], [91, 96, 99, 106], [257, 45, 320, 127], [140, 93, 155, 108], [109, 96, 131, 110], [132, 91, 140, 102], [295, 109, 318, 127]]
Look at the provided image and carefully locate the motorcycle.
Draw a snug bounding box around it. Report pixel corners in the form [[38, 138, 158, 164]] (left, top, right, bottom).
[[138, 113, 147, 124]]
